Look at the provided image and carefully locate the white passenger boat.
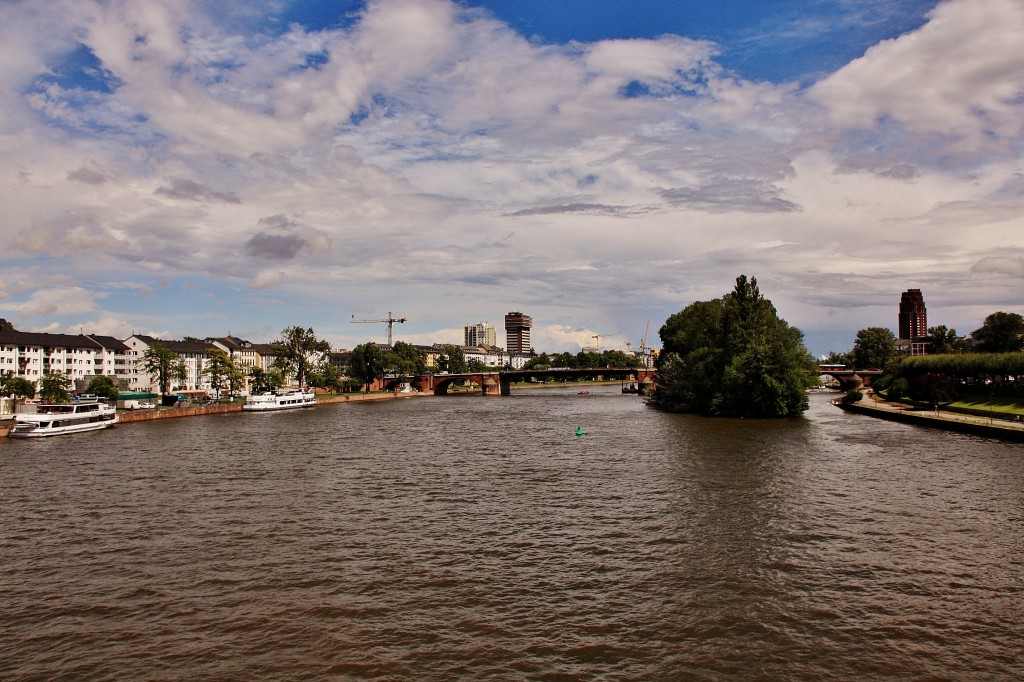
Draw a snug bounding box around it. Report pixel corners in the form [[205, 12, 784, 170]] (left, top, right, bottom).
[[242, 390, 317, 411], [9, 397, 119, 438]]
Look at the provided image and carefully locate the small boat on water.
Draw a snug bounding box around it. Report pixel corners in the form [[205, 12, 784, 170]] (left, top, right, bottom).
[[9, 397, 119, 438], [242, 389, 317, 411]]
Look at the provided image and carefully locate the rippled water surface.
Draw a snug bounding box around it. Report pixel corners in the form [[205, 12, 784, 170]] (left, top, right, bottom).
[[2, 388, 1023, 680]]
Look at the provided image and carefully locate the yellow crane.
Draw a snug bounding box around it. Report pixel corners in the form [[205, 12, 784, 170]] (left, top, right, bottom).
[[639, 321, 651, 354], [351, 311, 407, 346]]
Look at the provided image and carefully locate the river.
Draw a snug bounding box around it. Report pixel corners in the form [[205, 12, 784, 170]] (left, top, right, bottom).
[[1, 387, 1022, 680]]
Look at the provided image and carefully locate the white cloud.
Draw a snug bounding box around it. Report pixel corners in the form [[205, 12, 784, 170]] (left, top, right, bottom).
[[0, 0, 1021, 354], [812, 0, 1024, 154], [10, 287, 102, 318]]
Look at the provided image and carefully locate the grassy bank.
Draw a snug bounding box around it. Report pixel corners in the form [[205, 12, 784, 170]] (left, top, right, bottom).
[[947, 394, 1024, 416]]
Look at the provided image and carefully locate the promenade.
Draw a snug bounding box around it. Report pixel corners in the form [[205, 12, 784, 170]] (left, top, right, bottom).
[[836, 389, 1024, 442]]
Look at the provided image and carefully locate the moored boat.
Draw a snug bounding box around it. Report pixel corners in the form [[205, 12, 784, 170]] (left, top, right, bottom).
[[242, 389, 317, 411], [9, 397, 119, 438]]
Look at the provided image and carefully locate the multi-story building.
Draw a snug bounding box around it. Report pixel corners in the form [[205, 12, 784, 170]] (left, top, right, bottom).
[[0, 327, 131, 392], [210, 336, 278, 392], [465, 322, 497, 348], [898, 289, 928, 355], [504, 312, 532, 355], [125, 335, 216, 394]]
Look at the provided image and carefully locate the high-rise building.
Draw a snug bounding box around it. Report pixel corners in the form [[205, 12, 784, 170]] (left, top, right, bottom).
[[504, 312, 532, 354], [464, 321, 496, 347], [898, 289, 927, 340]]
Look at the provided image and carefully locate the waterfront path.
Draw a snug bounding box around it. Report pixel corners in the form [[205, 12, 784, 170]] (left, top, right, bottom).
[[836, 389, 1024, 442]]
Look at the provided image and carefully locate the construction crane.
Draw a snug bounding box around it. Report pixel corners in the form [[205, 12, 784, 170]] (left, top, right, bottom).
[[591, 332, 620, 353], [639, 321, 651, 354], [351, 311, 407, 346]]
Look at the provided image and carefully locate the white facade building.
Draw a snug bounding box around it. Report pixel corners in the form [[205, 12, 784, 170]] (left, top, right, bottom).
[[0, 329, 132, 393]]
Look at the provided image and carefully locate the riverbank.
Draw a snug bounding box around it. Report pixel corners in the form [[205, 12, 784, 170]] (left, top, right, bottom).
[[835, 390, 1024, 442], [0, 391, 428, 437]]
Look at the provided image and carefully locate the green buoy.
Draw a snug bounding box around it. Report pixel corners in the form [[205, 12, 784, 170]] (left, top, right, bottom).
[[575, 426, 584, 436]]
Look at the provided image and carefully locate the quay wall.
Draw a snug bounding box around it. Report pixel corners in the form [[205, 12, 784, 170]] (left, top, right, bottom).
[[836, 400, 1024, 442]]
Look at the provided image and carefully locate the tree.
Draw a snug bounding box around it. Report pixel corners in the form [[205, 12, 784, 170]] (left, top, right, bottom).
[[823, 351, 852, 366], [202, 348, 243, 397], [307, 363, 343, 392], [348, 342, 386, 392], [85, 375, 120, 401], [139, 342, 187, 395], [926, 325, 971, 355], [271, 326, 332, 387], [972, 312, 1024, 353], [249, 366, 285, 393], [909, 372, 958, 411], [851, 327, 897, 369], [1, 372, 36, 401], [650, 275, 815, 416], [523, 353, 551, 370], [437, 345, 468, 374], [390, 341, 427, 375], [39, 372, 71, 403]]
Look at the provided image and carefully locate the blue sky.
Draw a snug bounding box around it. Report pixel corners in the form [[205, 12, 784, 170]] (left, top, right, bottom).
[[1, 0, 1022, 356]]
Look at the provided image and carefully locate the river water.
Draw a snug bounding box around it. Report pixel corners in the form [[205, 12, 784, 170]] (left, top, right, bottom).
[[2, 387, 1022, 680]]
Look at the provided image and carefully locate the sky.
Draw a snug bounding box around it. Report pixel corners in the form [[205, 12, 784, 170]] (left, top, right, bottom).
[[1, 0, 1022, 357]]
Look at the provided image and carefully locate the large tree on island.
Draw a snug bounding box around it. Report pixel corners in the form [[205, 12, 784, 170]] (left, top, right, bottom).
[[271, 326, 332, 387], [139, 342, 187, 395], [650, 275, 816, 417]]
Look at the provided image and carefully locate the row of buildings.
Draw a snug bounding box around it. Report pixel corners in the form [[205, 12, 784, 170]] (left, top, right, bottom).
[[0, 315, 540, 397]]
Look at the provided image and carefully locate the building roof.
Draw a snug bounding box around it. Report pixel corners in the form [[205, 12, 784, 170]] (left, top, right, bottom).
[[0, 330, 106, 350]]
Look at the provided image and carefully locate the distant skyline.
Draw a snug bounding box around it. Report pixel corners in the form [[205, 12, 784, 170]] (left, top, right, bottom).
[[1, 0, 1022, 356]]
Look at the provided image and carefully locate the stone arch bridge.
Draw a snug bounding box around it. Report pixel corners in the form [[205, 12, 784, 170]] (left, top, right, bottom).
[[402, 368, 657, 396]]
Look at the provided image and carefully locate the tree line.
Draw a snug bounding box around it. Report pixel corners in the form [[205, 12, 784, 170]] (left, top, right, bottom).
[[822, 311, 1024, 408]]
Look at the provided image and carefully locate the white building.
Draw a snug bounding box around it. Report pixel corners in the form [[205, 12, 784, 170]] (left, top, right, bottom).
[[0, 328, 132, 393], [125, 335, 216, 394]]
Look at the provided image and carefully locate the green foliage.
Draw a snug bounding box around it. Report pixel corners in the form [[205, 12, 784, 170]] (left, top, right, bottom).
[[522, 349, 641, 370], [650, 275, 815, 417], [272, 326, 332, 387], [39, 372, 71, 403], [202, 348, 244, 396], [386, 341, 426, 377], [85, 375, 120, 401], [842, 389, 863, 404], [972, 312, 1024, 353], [1, 372, 36, 400], [823, 350, 852, 366], [909, 372, 958, 409], [249, 366, 285, 393], [138, 343, 187, 394], [307, 363, 344, 392], [348, 342, 386, 392], [925, 325, 971, 354], [852, 327, 897, 369], [890, 352, 1024, 397], [436, 345, 468, 374]]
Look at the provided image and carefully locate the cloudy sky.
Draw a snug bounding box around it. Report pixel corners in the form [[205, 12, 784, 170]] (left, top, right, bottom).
[[1, 0, 1022, 356]]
